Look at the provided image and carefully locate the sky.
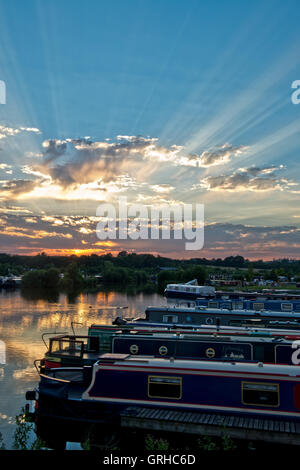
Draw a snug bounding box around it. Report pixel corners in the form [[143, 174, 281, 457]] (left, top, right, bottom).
[[0, 0, 300, 260]]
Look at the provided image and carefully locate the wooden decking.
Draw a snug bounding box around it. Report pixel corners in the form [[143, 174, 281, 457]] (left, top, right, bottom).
[[120, 407, 300, 445]]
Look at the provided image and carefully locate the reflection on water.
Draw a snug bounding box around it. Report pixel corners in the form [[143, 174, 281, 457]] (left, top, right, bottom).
[[0, 287, 165, 449]]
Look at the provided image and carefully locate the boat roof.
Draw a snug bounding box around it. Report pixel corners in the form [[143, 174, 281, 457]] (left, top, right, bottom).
[[96, 353, 300, 376], [146, 306, 300, 318], [91, 322, 300, 334], [112, 331, 294, 345]]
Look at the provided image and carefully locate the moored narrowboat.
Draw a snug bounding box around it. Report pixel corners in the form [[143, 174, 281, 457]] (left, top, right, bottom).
[[27, 354, 300, 427], [41, 325, 300, 370], [164, 281, 300, 304], [143, 306, 300, 329]]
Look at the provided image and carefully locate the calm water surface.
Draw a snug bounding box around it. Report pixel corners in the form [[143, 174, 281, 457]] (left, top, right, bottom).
[[0, 288, 165, 448]]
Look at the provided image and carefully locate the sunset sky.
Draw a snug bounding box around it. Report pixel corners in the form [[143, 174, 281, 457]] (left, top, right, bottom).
[[0, 0, 300, 259]]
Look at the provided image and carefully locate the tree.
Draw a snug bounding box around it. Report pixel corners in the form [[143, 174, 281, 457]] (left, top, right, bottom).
[[63, 263, 83, 290], [43, 268, 59, 289], [246, 264, 254, 282]]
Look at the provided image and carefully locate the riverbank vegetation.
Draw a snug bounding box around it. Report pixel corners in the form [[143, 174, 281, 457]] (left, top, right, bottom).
[[0, 252, 299, 294]]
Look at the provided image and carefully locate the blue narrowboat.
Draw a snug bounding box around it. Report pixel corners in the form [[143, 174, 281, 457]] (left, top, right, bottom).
[[194, 298, 300, 313], [42, 326, 300, 369], [141, 306, 300, 329], [165, 283, 300, 311], [28, 354, 300, 425]]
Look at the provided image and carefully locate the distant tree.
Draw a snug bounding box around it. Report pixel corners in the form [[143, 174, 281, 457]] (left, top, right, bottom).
[[269, 269, 278, 282], [118, 251, 127, 257], [43, 267, 60, 289], [63, 262, 83, 290], [21, 268, 59, 290], [246, 264, 254, 282]]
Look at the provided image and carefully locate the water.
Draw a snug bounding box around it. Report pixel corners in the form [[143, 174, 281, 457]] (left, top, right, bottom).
[[0, 288, 165, 449]]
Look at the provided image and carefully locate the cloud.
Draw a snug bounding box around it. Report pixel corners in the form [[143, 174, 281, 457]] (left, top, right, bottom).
[[0, 134, 297, 205], [196, 166, 296, 192], [195, 144, 248, 168], [0, 205, 33, 214], [0, 163, 12, 174], [0, 214, 299, 259], [29, 136, 249, 190], [0, 125, 41, 140], [42, 139, 68, 162], [40, 136, 156, 187], [0, 179, 38, 199], [150, 184, 174, 193]]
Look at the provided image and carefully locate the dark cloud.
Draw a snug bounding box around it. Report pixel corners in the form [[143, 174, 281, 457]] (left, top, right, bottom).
[[197, 144, 247, 167], [0, 214, 299, 260], [32, 136, 249, 188], [38, 136, 156, 187], [198, 166, 291, 192], [0, 179, 38, 198], [42, 139, 68, 163]]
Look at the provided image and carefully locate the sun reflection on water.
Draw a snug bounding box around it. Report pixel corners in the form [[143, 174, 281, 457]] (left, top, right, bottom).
[[0, 288, 165, 448]]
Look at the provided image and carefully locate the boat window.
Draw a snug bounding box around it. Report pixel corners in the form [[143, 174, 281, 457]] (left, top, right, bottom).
[[253, 345, 265, 362], [253, 302, 265, 311], [242, 382, 279, 407], [162, 315, 178, 323], [281, 303, 293, 312], [50, 368, 84, 382], [232, 302, 243, 310], [148, 376, 182, 399], [229, 319, 264, 327], [220, 302, 231, 309], [50, 339, 83, 358], [208, 301, 219, 308], [222, 346, 246, 360]]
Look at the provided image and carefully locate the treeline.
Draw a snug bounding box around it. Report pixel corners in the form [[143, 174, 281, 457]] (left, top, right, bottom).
[[101, 261, 148, 285], [0, 253, 300, 289], [21, 263, 84, 292], [0, 252, 300, 273], [0, 252, 178, 276]]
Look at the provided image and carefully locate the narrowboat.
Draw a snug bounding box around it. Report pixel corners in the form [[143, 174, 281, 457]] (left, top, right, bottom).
[[142, 306, 300, 329], [165, 281, 300, 306], [41, 324, 300, 370], [26, 354, 300, 427], [192, 298, 300, 313], [165, 280, 216, 300]]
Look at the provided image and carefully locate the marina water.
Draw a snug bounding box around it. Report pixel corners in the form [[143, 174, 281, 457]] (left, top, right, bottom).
[[0, 288, 164, 449]]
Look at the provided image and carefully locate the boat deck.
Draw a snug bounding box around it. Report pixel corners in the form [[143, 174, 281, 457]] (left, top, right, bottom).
[[120, 407, 300, 445]]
